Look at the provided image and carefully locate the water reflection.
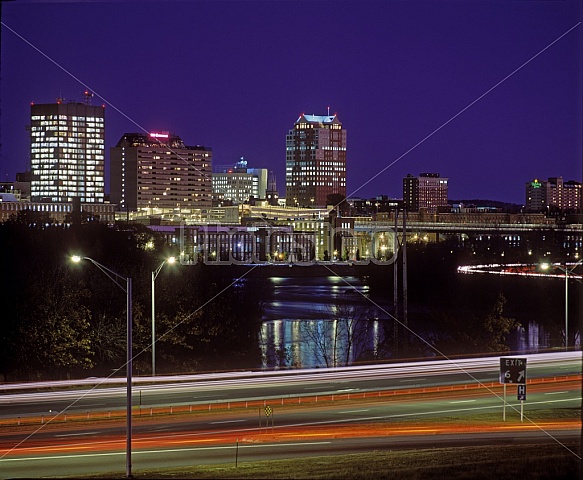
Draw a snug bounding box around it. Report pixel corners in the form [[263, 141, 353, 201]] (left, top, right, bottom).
[[260, 276, 390, 369], [258, 275, 560, 370], [260, 318, 388, 369], [513, 320, 570, 352]]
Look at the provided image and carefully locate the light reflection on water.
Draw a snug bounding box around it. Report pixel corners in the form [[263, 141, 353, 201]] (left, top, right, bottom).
[[260, 318, 387, 370], [262, 276, 371, 320], [258, 276, 555, 370], [259, 276, 388, 369]]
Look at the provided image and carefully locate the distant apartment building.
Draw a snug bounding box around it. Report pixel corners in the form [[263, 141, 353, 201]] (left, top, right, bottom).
[[29, 97, 105, 203], [110, 131, 212, 213], [403, 173, 448, 213], [212, 157, 268, 205], [525, 177, 582, 213], [286, 113, 346, 207]]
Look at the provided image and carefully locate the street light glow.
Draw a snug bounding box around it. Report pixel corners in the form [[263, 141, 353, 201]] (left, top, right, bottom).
[[459, 261, 582, 351], [69, 255, 133, 478], [538, 260, 582, 350], [151, 256, 177, 376]]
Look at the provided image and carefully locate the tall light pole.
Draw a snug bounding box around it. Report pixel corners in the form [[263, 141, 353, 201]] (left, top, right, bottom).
[[559, 260, 583, 351], [541, 259, 583, 350], [151, 256, 175, 376], [71, 255, 133, 478]]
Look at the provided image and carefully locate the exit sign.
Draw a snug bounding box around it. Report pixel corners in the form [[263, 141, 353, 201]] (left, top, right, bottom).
[[499, 357, 527, 384]]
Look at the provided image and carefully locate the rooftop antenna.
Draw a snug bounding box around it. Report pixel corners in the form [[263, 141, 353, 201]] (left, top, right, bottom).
[[84, 90, 94, 105], [327, 105, 330, 116]]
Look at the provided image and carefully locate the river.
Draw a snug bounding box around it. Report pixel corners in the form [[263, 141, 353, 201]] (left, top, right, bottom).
[[257, 273, 567, 370], [260, 276, 395, 369]]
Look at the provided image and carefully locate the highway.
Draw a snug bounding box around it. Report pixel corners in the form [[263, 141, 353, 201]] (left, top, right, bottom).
[[0, 352, 580, 417], [0, 352, 580, 478]]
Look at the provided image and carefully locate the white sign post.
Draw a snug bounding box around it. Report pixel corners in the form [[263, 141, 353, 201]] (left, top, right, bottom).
[[517, 384, 527, 422]]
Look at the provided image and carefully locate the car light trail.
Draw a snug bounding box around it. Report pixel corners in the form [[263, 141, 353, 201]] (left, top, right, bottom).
[[1, 420, 579, 459]]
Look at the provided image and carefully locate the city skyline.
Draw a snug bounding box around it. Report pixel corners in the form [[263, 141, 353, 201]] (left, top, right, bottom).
[[1, 0, 581, 205]]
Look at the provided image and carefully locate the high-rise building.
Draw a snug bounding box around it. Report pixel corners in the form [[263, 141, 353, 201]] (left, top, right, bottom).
[[110, 131, 212, 212], [403, 173, 448, 213], [525, 179, 546, 212], [525, 177, 581, 213], [562, 180, 582, 212], [212, 157, 268, 205], [403, 175, 418, 212], [29, 98, 105, 203], [285, 113, 346, 208]]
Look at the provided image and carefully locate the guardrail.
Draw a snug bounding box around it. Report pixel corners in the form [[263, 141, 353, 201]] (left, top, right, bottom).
[[2, 375, 579, 428]]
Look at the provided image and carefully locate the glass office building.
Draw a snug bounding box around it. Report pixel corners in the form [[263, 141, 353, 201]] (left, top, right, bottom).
[[30, 100, 105, 203]]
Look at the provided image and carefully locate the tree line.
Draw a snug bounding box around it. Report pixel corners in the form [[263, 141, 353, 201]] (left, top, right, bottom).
[[0, 212, 264, 381], [1, 210, 574, 380]]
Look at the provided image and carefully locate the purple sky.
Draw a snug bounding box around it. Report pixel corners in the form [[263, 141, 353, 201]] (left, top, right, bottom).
[[1, 0, 581, 205]]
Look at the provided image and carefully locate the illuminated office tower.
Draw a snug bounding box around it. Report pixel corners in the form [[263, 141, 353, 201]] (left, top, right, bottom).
[[110, 131, 212, 212], [286, 113, 346, 208], [403, 173, 449, 213], [29, 98, 105, 203], [212, 157, 268, 205]]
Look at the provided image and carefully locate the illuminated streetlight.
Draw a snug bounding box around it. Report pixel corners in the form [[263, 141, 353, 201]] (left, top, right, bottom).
[[541, 259, 583, 350], [151, 256, 176, 376], [71, 255, 133, 478]]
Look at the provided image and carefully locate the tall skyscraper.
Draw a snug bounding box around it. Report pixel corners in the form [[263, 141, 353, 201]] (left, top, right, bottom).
[[285, 113, 346, 208], [403, 173, 449, 213], [110, 131, 212, 212], [29, 98, 105, 203]]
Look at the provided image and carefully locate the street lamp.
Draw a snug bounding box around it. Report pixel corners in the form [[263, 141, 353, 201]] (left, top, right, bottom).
[[71, 255, 133, 478], [541, 259, 583, 350], [151, 256, 176, 376]]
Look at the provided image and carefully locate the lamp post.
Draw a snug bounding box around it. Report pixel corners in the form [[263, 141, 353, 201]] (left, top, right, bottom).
[[151, 256, 175, 376], [71, 255, 133, 478], [541, 259, 583, 350]]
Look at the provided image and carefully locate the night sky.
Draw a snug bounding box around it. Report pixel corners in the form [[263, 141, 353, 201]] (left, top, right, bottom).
[[1, 0, 581, 205]]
